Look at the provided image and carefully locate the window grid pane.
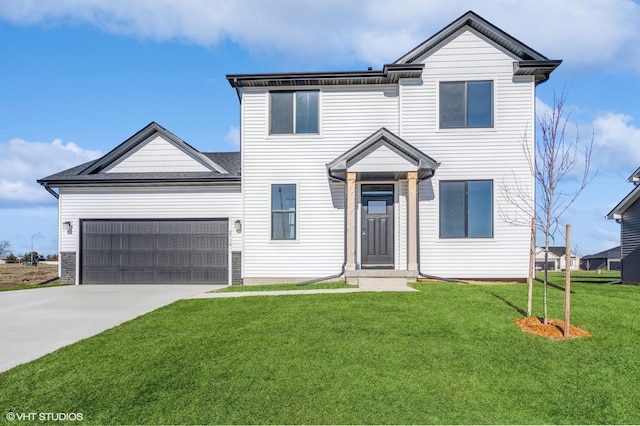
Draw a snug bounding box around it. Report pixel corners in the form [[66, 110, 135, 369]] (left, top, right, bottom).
[[270, 92, 294, 134], [467, 81, 493, 128], [440, 82, 466, 128], [295, 91, 318, 133], [440, 181, 466, 237]]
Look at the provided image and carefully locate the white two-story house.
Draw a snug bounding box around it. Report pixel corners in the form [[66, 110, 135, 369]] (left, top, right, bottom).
[[39, 11, 560, 285]]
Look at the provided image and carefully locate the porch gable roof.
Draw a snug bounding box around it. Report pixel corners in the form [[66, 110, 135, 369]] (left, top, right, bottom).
[[327, 128, 439, 181]]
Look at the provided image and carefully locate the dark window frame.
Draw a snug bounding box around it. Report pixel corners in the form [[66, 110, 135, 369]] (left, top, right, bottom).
[[439, 180, 493, 238], [439, 80, 494, 129], [269, 90, 319, 135], [271, 184, 297, 240]]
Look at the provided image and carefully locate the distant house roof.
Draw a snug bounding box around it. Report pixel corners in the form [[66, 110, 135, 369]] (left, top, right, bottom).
[[582, 246, 621, 260], [535, 246, 579, 259], [227, 11, 560, 89], [38, 122, 240, 190]]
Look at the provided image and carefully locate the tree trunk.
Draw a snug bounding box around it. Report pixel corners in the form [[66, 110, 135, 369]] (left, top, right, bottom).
[[543, 235, 549, 325], [527, 217, 535, 317]]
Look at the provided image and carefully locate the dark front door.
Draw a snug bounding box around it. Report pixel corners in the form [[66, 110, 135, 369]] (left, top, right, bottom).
[[361, 184, 394, 268]]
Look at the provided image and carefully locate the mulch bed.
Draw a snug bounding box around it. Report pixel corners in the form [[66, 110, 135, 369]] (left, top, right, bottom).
[[514, 316, 592, 340]]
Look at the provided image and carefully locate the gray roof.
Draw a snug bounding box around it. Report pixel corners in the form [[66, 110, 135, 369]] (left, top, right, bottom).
[[227, 10, 560, 89], [582, 246, 621, 260], [38, 122, 240, 188]]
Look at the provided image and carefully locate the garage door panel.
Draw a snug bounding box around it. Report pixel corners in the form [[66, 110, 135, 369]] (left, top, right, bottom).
[[81, 219, 228, 284]]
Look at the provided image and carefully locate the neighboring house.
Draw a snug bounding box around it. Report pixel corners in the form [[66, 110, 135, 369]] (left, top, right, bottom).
[[39, 11, 560, 285], [607, 166, 640, 283], [535, 246, 580, 271], [580, 246, 621, 271]]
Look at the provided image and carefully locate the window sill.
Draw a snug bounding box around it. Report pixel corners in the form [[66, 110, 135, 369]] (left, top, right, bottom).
[[436, 127, 497, 134]]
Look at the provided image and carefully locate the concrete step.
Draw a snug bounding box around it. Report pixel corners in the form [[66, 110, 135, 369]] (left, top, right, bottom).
[[357, 277, 418, 292]]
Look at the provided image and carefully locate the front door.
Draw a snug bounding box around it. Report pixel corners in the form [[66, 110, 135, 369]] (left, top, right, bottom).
[[361, 184, 394, 268]]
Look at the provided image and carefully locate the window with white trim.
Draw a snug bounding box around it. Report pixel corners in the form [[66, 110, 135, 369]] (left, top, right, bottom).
[[270, 91, 318, 134], [271, 184, 296, 240], [439, 81, 493, 128], [440, 180, 493, 238]]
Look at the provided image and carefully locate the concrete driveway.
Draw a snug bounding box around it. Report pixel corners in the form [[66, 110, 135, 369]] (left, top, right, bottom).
[[0, 284, 222, 373]]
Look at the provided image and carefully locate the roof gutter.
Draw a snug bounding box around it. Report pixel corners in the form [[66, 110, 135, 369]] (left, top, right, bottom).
[[39, 182, 59, 199]]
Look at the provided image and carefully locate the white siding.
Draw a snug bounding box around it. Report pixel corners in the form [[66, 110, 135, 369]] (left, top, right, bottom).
[[241, 27, 537, 280], [242, 86, 399, 280], [350, 145, 417, 172], [59, 186, 242, 261], [402, 28, 534, 278], [104, 135, 211, 173]]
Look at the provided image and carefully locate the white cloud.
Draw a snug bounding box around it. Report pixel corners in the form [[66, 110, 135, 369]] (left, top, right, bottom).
[[224, 126, 240, 148], [1, 0, 639, 72], [592, 112, 640, 170], [0, 138, 101, 207]]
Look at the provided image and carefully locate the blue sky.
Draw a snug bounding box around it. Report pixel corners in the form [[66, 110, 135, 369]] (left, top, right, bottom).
[[1, 0, 639, 258]]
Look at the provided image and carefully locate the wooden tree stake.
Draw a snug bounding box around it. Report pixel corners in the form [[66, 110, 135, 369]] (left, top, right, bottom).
[[564, 224, 571, 338]]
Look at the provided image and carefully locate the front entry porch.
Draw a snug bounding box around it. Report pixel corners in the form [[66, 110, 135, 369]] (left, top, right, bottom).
[[327, 127, 440, 286]]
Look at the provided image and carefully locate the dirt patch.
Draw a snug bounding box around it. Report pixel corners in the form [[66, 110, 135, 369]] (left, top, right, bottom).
[[515, 316, 592, 340], [0, 263, 59, 288]]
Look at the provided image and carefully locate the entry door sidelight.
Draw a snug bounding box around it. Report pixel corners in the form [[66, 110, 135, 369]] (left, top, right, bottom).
[[361, 184, 394, 268]]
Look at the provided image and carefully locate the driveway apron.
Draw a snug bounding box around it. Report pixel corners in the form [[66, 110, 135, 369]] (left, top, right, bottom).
[[0, 285, 221, 373]]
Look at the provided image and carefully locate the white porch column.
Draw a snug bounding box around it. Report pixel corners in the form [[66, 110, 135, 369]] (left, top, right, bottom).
[[345, 172, 357, 271], [407, 171, 418, 271]]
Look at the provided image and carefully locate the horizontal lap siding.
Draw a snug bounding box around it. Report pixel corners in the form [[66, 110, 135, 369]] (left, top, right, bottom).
[[242, 86, 399, 278], [60, 186, 242, 256], [105, 136, 210, 173], [622, 200, 640, 283], [402, 29, 534, 278]]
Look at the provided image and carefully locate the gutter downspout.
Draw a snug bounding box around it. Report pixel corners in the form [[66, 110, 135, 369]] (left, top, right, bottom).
[[415, 169, 467, 284], [296, 170, 347, 286]]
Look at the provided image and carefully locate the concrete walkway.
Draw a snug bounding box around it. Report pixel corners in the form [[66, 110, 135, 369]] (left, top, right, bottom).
[[188, 281, 418, 299]]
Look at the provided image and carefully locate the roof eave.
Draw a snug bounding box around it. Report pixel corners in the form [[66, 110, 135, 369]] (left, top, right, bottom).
[[38, 177, 241, 187], [226, 64, 424, 88], [514, 60, 563, 84]]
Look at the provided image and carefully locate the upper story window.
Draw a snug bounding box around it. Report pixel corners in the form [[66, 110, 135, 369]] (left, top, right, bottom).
[[270, 91, 318, 134], [440, 180, 493, 238], [439, 81, 493, 128]]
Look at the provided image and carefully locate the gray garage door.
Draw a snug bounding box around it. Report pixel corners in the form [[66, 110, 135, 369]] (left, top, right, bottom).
[[81, 219, 228, 284]]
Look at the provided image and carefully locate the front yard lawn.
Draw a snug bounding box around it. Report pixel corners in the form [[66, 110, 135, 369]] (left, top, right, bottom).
[[1, 282, 639, 424]]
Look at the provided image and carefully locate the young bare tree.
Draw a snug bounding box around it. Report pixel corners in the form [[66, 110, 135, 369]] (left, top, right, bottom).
[[501, 90, 595, 324], [0, 240, 10, 258]]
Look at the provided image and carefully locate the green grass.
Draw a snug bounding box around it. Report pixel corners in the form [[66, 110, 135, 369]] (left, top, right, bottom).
[[0, 281, 69, 292], [1, 282, 639, 424], [218, 281, 355, 292], [538, 270, 621, 286]]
